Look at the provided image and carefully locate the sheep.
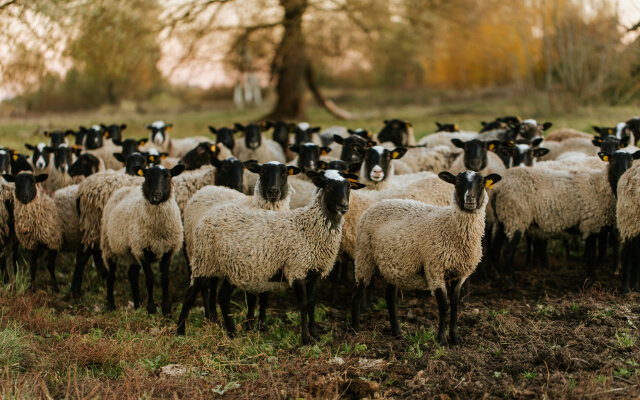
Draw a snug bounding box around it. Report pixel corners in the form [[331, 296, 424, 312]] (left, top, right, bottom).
[[493, 151, 640, 287], [434, 122, 460, 132], [145, 147, 177, 168], [188, 170, 365, 344], [446, 139, 507, 176], [101, 123, 127, 143], [2, 172, 63, 291], [233, 123, 286, 164], [331, 133, 369, 173], [43, 130, 73, 150], [101, 164, 186, 314], [111, 137, 148, 158], [177, 161, 301, 334], [623, 117, 640, 144], [352, 170, 502, 346], [398, 145, 460, 174], [43, 144, 84, 194], [177, 142, 220, 170], [289, 143, 332, 176], [540, 135, 624, 161], [479, 116, 521, 132], [67, 153, 106, 178], [377, 119, 416, 147], [0, 181, 16, 282], [615, 163, 640, 292], [293, 123, 322, 146], [497, 138, 550, 168], [25, 143, 52, 173], [144, 121, 210, 158], [416, 131, 477, 148], [545, 128, 593, 142], [357, 146, 435, 190], [266, 121, 296, 161]]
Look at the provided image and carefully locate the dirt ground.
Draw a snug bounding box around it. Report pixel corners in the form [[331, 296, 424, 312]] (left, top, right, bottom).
[[0, 249, 639, 399]]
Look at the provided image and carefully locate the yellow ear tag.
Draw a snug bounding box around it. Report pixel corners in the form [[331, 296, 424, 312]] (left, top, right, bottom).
[[210, 145, 216, 152], [603, 155, 609, 162], [166, 126, 172, 131], [288, 169, 295, 176], [321, 150, 329, 156], [367, 131, 372, 138], [392, 151, 400, 159], [347, 178, 358, 183], [12, 154, 18, 161], [454, 124, 459, 130], [161, 154, 167, 159], [44, 131, 50, 137], [488, 144, 495, 151], [485, 179, 494, 189], [608, 129, 613, 134], [517, 116, 522, 121], [137, 169, 144, 177], [149, 156, 155, 162]]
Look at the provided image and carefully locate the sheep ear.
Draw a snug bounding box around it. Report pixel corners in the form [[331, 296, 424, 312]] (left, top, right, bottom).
[[147, 154, 156, 163], [451, 138, 465, 149], [542, 122, 552, 131], [35, 174, 48, 183], [598, 152, 610, 162], [234, 123, 244, 132], [208, 126, 217, 134], [632, 151, 640, 160], [390, 147, 407, 159], [170, 164, 185, 177], [208, 143, 217, 153], [25, 143, 35, 150], [333, 135, 344, 144], [487, 141, 501, 151], [366, 140, 376, 148], [350, 181, 366, 190], [317, 160, 328, 170], [2, 174, 14, 183], [593, 126, 602, 135], [160, 153, 168, 159], [307, 171, 327, 188], [120, 124, 127, 130], [532, 148, 550, 157], [287, 166, 301, 176], [311, 127, 321, 133], [112, 138, 122, 145], [135, 167, 145, 177], [320, 147, 331, 156], [453, 124, 459, 131], [435, 122, 442, 129], [113, 153, 125, 163], [347, 129, 355, 135], [166, 124, 173, 131], [531, 137, 544, 147], [138, 138, 148, 146], [43, 131, 51, 137], [405, 121, 412, 128], [592, 137, 603, 146], [245, 160, 261, 174], [621, 136, 630, 148], [289, 144, 300, 153], [438, 171, 456, 185], [484, 174, 502, 189]]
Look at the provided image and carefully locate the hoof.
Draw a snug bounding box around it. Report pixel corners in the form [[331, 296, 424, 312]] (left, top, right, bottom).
[[301, 332, 311, 345], [176, 325, 185, 335], [437, 333, 448, 347], [147, 304, 157, 314], [391, 329, 403, 338], [449, 333, 462, 346]]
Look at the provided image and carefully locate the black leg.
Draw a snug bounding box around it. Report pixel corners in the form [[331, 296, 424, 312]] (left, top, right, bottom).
[[140, 253, 156, 314], [245, 292, 257, 331], [91, 247, 108, 281], [610, 229, 619, 272], [182, 241, 191, 282], [159, 252, 172, 316], [176, 277, 206, 335], [292, 279, 310, 345], [70, 247, 90, 298], [385, 283, 401, 337], [448, 280, 462, 346], [525, 236, 533, 267], [28, 249, 39, 291], [106, 259, 117, 310], [621, 241, 633, 294], [632, 238, 640, 292], [502, 232, 521, 290], [585, 234, 597, 280], [434, 287, 448, 346], [128, 263, 141, 309], [597, 230, 608, 270], [564, 239, 571, 261], [351, 284, 365, 331], [258, 292, 268, 331], [45, 250, 58, 292], [306, 273, 319, 338], [218, 278, 236, 336], [361, 274, 375, 312], [328, 264, 339, 304], [207, 277, 218, 322]]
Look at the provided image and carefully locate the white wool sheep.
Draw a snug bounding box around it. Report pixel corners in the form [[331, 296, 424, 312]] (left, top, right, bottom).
[[352, 171, 500, 346], [615, 162, 640, 292], [143, 121, 210, 158], [416, 131, 478, 148]]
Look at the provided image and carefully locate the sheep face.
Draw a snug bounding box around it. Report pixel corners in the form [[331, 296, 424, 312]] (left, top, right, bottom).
[[113, 138, 147, 157], [3, 172, 48, 204], [378, 119, 412, 147], [624, 117, 640, 143], [145, 121, 172, 145], [293, 125, 320, 145], [101, 123, 127, 142], [236, 123, 264, 150], [516, 119, 552, 141], [10, 152, 32, 174], [308, 170, 365, 219], [362, 146, 407, 182], [347, 128, 373, 140], [0, 149, 11, 175], [211, 157, 245, 192], [334, 134, 368, 171], [113, 152, 148, 176], [593, 126, 617, 137], [246, 161, 300, 202], [138, 165, 185, 205], [72, 128, 86, 146], [318, 160, 348, 173], [83, 126, 106, 150], [145, 149, 168, 166], [290, 143, 331, 173], [438, 170, 501, 212], [268, 121, 295, 147], [25, 143, 53, 170], [178, 142, 218, 170], [43, 130, 72, 151], [501, 138, 549, 167], [600, 150, 640, 195], [452, 138, 492, 172], [209, 126, 236, 151], [435, 122, 459, 133], [53, 145, 80, 173], [69, 154, 101, 177], [592, 135, 626, 155]]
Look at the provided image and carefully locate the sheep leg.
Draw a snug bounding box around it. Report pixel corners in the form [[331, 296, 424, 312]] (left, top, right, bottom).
[[140, 252, 157, 314], [434, 286, 448, 346], [328, 264, 339, 304], [597, 230, 609, 270], [385, 283, 401, 337], [159, 252, 172, 316], [106, 259, 117, 310], [533, 239, 549, 269], [361, 275, 375, 312], [258, 292, 269, 331], [306, 273, 319, 339], [91, 247, 108, 281], [610, 229, 620, 272], [584, 234, 597, 281], [128, 263, 141, 309], [502, 232, 521, 290], [46, 250, 59, 292], [206, 278, 218, 322], [245, 292, 257, 331], [182, 241, 191, 282], [292, 279, 310, 345], [176, 277, 206, 335], [489, 225, 506, 280], [218, 278, 236, 337], [621, 242, 632, 294], [0, 255, 8, 284], [70, 248, 91, 298], [448, 280, 463, 346], [525, 236, 533, 267], [28, 248, 39, 292], [632, 238, 640, 292], [351, 284, 365, 331]]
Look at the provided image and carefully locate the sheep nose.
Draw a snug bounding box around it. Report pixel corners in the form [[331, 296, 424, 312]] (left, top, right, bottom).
[[267, 187, 280, 199], [336, 201, 349, 214], [151, 192, 163, 202]]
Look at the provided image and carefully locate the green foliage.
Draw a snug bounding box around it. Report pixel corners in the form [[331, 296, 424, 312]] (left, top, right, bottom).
[[0, 323, 32, 372]]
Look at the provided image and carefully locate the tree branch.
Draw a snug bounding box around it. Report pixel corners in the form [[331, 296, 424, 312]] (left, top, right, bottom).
[[305, 63, 359, 120]]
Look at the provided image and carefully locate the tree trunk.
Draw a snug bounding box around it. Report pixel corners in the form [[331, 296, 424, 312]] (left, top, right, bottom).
[[264, 0, 308, 121]]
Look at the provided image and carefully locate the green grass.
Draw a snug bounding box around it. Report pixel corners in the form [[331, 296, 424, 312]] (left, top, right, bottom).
[[0, 323, 32, 372]]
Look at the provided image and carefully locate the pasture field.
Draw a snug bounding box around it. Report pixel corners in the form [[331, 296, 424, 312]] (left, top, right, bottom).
[[0, 100, 639, 399]]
